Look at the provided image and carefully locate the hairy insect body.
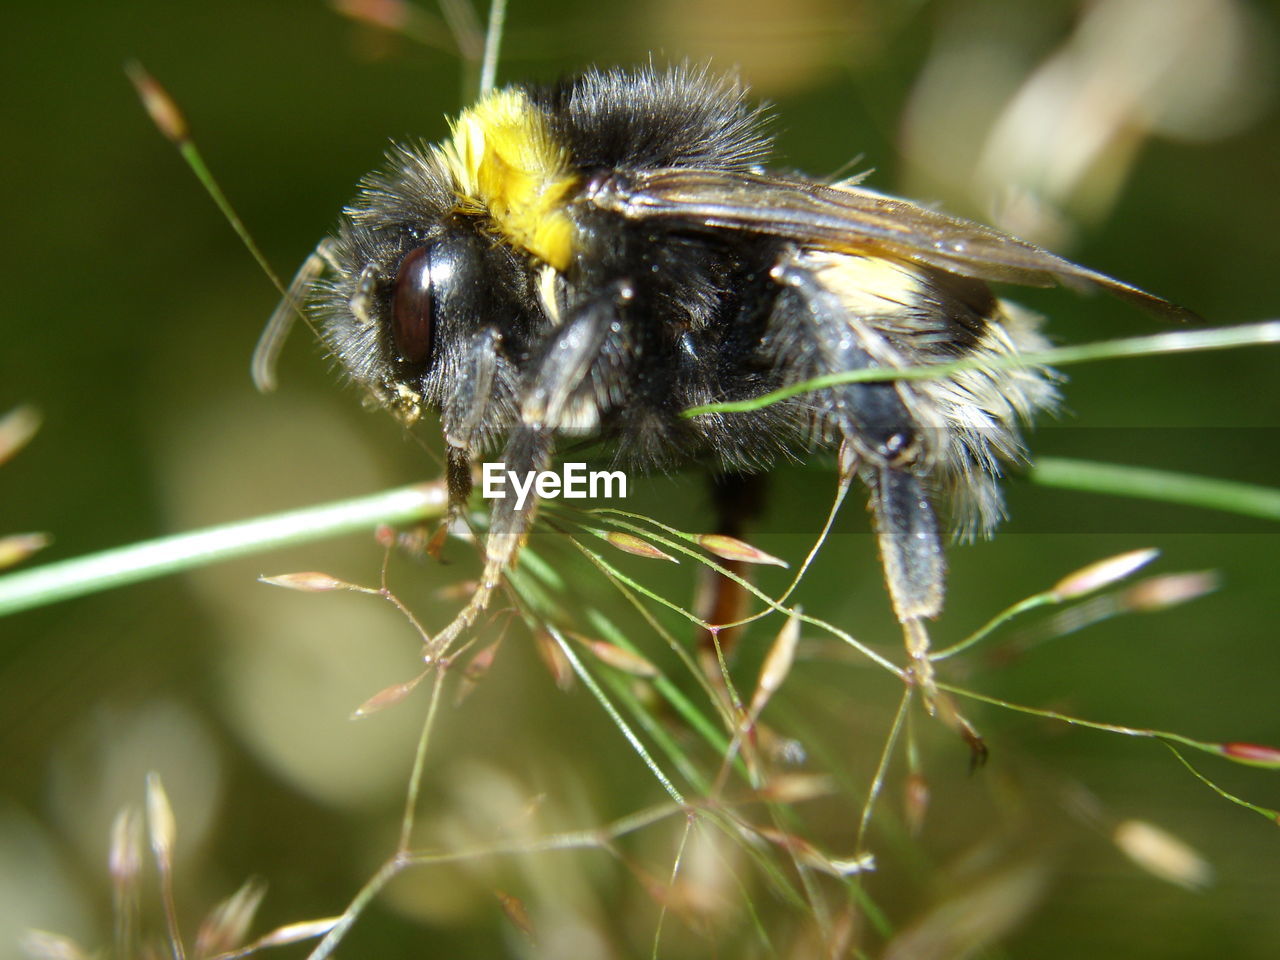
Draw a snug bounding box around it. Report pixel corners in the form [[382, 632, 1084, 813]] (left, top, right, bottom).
[[279, 65, 1183, 645]]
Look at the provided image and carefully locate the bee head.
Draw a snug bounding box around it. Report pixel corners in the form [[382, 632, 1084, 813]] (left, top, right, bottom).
[[315, 142, 539, 439]]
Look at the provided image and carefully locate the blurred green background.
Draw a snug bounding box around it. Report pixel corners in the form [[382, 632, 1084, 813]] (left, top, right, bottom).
[[2, 0, 1277, 957]]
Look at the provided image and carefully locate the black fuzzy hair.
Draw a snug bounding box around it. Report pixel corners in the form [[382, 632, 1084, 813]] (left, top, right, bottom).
[[528, 63, 774, 174]]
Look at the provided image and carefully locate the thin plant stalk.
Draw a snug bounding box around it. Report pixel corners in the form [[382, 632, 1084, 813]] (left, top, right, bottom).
[[683, 321, 1280, 418], [0, 483, 446, 618]]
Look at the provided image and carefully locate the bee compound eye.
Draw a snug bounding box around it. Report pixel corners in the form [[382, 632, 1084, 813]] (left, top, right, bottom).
[[390, 246, 435, 366]]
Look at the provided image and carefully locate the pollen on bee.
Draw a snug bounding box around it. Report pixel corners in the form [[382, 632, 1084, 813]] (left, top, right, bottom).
[[436, 89, 578, 271]]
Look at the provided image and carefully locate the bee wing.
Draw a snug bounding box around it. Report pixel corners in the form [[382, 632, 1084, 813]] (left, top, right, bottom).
[[588, 169, 1198, 323]]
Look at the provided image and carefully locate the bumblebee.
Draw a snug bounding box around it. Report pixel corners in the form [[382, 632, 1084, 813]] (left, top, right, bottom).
[[257, 65, 1191, 651]]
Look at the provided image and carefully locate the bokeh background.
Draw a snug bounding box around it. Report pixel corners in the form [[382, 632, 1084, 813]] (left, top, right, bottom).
[[2, 0, 1277, 957]]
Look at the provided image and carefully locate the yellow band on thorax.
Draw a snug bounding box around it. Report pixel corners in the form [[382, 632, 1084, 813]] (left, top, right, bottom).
[[436, 88, 577, 271]]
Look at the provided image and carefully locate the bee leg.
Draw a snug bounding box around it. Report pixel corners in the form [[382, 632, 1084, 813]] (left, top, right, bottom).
[[424, 446, 473, 561], [486, 285, 622, 582], [864, 473, 948, 720], [430, 290, 619, 657], [520, 284, 625, 429], [427, 426, 553, 660], [775, 262, 983, 759], [868, 465, 986, 766], [482, 425, 554, 589], [496, 286, 624, 568], [868, 466, 944, 623], [696, 472, 767, 682], [446, 445, 473, 511], [773, 262, 945, 624], [774, 263, 960, 705], [443, 328, 502, 452], [431, 328, 503, 560], [868, 467, 940, 688]]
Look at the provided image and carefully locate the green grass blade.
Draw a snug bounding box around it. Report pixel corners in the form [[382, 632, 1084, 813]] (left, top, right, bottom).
[[0, 483, 447, 618], [1031, 458, 1280, 521]]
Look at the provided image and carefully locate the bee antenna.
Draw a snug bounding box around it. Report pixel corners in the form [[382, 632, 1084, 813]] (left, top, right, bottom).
[[251, 240, 335, 392]]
